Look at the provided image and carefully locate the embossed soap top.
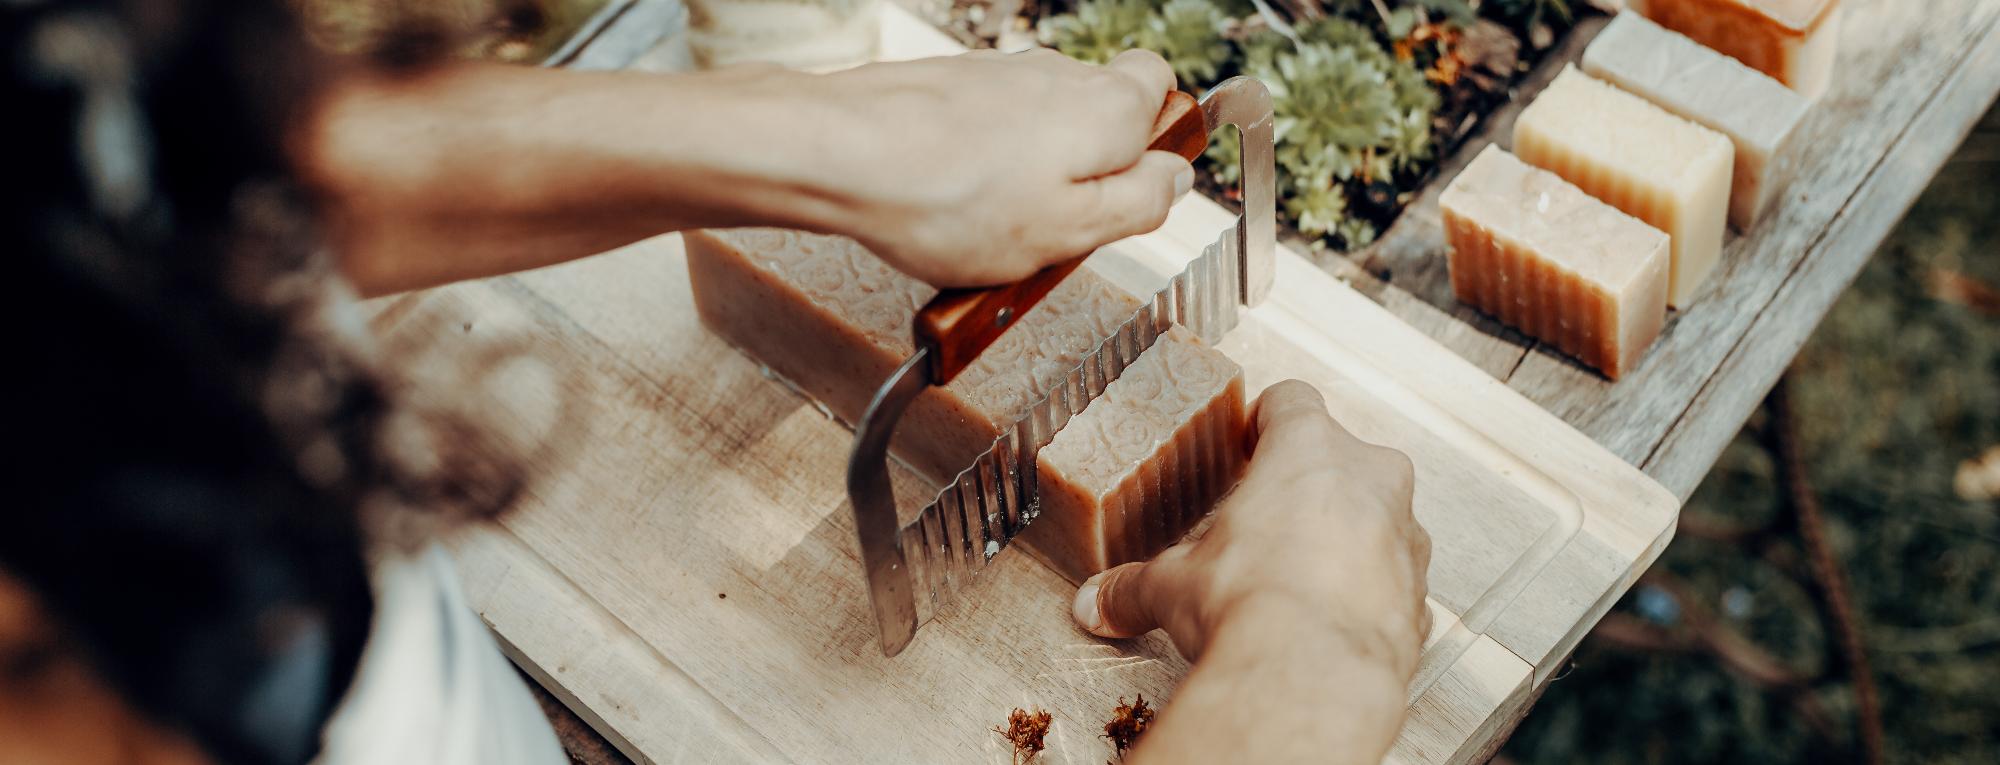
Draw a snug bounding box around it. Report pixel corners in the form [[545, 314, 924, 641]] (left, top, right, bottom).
[[1441, 146, 1670, 293], [709, 228, 934, 352], [1039, 326, 1243, 490]]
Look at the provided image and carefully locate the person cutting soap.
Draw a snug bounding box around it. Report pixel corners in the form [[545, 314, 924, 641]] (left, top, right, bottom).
[[0, 1, 1431, 763]]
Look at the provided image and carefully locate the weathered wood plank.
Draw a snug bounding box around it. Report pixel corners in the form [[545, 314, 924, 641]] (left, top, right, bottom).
[[1641, 15, 2000, 498]]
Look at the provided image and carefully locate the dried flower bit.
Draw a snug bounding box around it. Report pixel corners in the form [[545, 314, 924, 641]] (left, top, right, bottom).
[[1102, 695, 1157, 760], [993, 707, 1054, 764]]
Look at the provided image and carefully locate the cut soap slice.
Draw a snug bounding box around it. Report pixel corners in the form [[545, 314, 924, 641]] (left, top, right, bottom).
[[1028, 326, 1246, 582], [1441, 146, 1671, 379], [1514, 65, 1733, 308], [1584, 11, 1810, 230], [684, 229, 1249, 582], [1627, 0, 1840, 99]]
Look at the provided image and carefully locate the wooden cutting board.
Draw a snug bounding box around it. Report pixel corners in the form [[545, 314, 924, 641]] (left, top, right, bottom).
[[364, 8, 1681, 763]]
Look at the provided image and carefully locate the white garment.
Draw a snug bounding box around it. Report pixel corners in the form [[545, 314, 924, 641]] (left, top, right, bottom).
[[315, 544, 566, 765]]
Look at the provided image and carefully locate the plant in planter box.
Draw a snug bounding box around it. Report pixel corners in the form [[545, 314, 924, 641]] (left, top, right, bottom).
[[1041, 0, 1551, 253]]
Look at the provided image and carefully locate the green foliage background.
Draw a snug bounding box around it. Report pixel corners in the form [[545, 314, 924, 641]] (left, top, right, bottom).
[[1506, 116, 2000, 764], [1041, 0, 1548, 250]]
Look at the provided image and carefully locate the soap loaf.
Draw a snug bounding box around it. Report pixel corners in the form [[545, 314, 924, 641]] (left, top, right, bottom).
[[1514, 65, 1733, 308], [685, 229, 1249, 582], [1442, 146, 1671, 379], [1627, 0, 1840, 99], [1584, 11, 1810, 230]]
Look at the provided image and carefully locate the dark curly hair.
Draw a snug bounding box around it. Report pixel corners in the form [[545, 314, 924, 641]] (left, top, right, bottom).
[[2, 1, 528, 761]]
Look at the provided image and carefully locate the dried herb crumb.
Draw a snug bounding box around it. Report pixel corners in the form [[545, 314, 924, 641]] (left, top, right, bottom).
[[993, 707, 1053, 763], [1102, 695, 1156, 760]]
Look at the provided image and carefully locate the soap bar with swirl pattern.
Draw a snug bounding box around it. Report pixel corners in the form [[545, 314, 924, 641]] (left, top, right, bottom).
[[685, 229, 1249, 582]]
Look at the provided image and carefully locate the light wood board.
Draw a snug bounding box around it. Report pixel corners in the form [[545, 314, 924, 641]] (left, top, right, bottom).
[[1350, 0, 2000, 501], [370, 6, 1681, 763]]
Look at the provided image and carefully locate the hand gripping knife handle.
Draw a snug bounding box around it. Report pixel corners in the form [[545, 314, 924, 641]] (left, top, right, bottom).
[[847, 78, 1276, 656]]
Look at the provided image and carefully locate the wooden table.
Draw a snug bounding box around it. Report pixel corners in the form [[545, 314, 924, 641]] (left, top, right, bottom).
[[414, 2, 2000, 762]]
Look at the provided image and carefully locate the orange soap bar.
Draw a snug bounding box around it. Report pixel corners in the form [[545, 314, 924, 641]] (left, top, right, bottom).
[[1628, 0, 1840, 99], [684, 229, 1248, 580], [1442, 146, 1671, 379]]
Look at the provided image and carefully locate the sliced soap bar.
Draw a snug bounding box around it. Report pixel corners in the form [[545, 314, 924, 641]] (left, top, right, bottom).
[[684, 229, 1248, 581], [1628, 0, 1840, 99], [1585, 11, 1810, 230], [1442, 146, 1671, 379], [1029, 326, 1246, 582], [1514, 65, 1733, 308]]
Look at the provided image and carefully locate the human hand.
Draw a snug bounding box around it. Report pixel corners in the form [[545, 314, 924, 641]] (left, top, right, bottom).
[[804, 49, 1195, 288], [1070, 380, 1432, 675]]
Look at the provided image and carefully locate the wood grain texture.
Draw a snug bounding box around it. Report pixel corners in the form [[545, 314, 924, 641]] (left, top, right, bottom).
[[1348, 1, 2000, 501]]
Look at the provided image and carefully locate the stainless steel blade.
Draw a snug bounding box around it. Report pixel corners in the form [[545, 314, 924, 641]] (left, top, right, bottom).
[[846, 350, 931, 655]]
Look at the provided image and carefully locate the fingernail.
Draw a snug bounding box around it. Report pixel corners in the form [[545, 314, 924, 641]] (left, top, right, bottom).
[[1171, 164, 1195, 199], [1072, 577, 1104, 632]]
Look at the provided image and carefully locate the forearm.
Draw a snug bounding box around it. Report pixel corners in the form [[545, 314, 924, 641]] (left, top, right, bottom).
[[1132, 595, 1413, 764], [299, 63, 860, 296]]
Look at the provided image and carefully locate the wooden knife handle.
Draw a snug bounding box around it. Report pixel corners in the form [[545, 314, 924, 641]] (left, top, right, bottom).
[[915, 90, 1206, 383]]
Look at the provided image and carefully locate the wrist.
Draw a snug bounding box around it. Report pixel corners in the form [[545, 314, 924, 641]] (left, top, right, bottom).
[[706, 66, 937, 242], [1214, 589, 1424, 680]]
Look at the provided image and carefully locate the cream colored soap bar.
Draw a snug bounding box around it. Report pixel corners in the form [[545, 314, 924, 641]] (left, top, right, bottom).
[[684, 229, 1247, 582], [1628, 0, 1840, 99], [1585, 12, 1810, 230], [1442, 146, 1671, 379], [1514, 66, 1733, 308]]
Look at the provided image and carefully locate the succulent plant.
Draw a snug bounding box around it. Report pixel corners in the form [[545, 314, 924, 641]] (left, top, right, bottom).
[[1144, 0, 1233, 83], [1044, 0, 1467, 251], [1039, 0, 1152, 64]]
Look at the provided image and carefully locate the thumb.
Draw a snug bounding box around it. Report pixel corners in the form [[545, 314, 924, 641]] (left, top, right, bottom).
[[1058, 150, 1194, 254], [1072, 558, 1174, 639]]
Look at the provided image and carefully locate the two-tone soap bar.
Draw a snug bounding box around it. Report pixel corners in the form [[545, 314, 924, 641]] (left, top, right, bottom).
[[1585, 11, 1811, 230], [1514, 66, 1733, 308], [684, 229, 1249, 582], [1628, 0, 1840, 100], [1442, 146, 1671, 379]]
